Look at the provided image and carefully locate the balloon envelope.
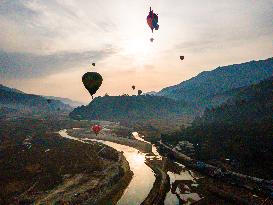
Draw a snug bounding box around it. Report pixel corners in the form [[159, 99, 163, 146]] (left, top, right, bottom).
[[147, 7, 159, 32], [132, 85, 136, 90], [92, 125, 102, 135], [180, 56, 184, 60], [147, 17, 153, 28], [92, 63, 95, 66], [82, 72, 103, 98]]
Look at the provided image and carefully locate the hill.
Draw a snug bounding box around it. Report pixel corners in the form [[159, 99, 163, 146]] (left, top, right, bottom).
[[44, 96, 83, 107], [196, 77, 273, 125], [158, 58, 273, 108], [0, 84, 24, 94], [0, 84, 72, 114], [161, 77, 273, 179], [69, 95, 190, 123]]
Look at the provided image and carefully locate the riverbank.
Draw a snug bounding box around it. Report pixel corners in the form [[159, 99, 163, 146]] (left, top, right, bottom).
[[34, 149, 133, 205], [97, 155, 133, 205], [141, 158, 170, 205], [68, 128, 152, 153], [157, 141, 273, 204]]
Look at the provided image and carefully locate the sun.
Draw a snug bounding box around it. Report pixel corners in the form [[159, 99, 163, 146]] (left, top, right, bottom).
[[122, 36, 153, 65], [126, 39, 150, 55]]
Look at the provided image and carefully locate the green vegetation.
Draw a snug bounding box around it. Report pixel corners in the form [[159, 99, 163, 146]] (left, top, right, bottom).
[[161, 78, 273, 179]]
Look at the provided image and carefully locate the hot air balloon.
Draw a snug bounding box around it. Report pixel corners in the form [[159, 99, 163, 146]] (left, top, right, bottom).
[[82, 72, 103, 99], [132, 85, 136, 90], [147, 7, 159, 33], [92, 63, 96, 66], [92, 124, 102, 135], [138, 90, 142, 95], [180, 56, 184, 61], [150, 38, 154, 42]]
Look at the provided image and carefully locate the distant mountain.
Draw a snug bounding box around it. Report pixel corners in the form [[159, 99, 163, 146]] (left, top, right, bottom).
[[69, 95, 189, 122], [144, 91, 157, 96], [0, 85, 72, 114], [0, 84, 24, 94], [158, 58, 273, 108], [44, 96, 83, 107], [0, 84, 82, 107]]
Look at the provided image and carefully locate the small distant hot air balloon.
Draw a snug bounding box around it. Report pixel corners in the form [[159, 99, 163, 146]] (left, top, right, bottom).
[[132, 85, 136, 90], [138, 90, 142, 95], [180, 56, 184, 61], [92, 63, 96, 66], [82, 72, 103, 99], [92, 125, 102, 135], [150, 38, 154, 42]]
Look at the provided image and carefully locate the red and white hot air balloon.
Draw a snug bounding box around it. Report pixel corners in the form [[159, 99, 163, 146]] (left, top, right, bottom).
[[92, 124, 102, 135]]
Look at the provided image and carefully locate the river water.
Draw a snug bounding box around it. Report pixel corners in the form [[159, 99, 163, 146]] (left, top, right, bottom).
[[59, 129, 202, 205]]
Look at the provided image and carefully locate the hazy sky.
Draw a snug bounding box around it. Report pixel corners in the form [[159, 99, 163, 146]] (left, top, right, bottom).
[[0, 0, 272, 103]]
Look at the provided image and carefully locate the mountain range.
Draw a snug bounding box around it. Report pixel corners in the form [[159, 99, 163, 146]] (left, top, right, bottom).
[[0, 84, 73, 116], [69, 58, 273, 122], [43, 96, 83, 108], [157, 58, 273, 108]]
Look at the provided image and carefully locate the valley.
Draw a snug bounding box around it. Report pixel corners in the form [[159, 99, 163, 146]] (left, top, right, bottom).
[[0, 58, 272, 204]]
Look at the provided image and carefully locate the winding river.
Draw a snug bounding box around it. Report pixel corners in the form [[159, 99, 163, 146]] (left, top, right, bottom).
[[59, 129, 202, 205], [132, 132, 202, 205]]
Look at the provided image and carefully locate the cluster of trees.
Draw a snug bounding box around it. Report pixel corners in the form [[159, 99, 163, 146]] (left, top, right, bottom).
[[161, 77, 273, 179], [70, 95, 189, 123]]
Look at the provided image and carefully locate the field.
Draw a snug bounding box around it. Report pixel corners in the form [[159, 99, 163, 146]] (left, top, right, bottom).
[[0, 115, 131, 204]]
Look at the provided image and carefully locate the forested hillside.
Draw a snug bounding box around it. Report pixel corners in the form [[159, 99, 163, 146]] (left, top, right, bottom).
[[69, 95, 190, 122], [161, 78, 273, 179]]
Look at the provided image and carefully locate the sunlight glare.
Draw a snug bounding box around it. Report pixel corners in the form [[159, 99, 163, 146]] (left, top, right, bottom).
[[132, 154, 145, 164], [122, 36, 153, 65]]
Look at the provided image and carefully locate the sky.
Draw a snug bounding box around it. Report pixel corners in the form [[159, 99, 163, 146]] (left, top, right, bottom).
[[0, 0, 272, 103]]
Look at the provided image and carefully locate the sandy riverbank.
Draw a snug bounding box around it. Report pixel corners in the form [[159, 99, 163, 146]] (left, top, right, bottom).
[[68, 128, 152, 153]]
